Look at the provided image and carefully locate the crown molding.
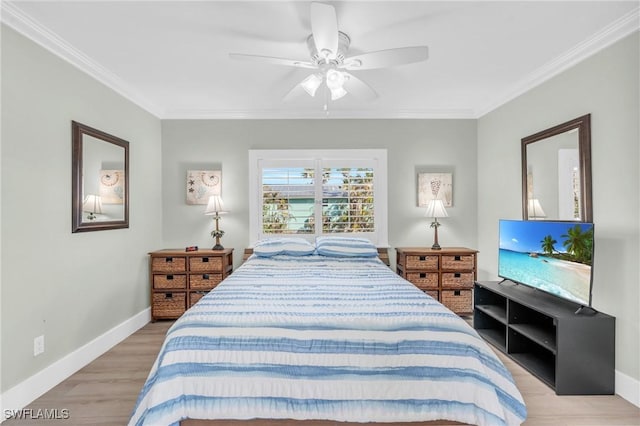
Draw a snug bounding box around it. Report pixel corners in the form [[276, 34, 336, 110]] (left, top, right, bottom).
[[2, 2, 637, 121], [476, 6, 640, 118], [0, 1, 165, 118], [161, 107, 478, 120], [0, 1, 475, 120]]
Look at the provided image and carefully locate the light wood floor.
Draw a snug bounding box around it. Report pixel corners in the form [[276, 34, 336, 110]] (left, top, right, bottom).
[[4, 321, 639, 425]]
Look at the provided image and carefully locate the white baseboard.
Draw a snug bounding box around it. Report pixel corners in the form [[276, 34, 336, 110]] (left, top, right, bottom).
[[616, 369, 640, 407], [0, 308, 150, 423]]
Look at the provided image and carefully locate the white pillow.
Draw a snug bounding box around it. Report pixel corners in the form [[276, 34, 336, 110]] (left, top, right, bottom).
[[253, 237, 315, 257], [315, 236, 378, 258]]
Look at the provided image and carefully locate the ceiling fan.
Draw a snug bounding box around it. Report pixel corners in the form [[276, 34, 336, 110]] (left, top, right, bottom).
[[229, 2, 429, 102]]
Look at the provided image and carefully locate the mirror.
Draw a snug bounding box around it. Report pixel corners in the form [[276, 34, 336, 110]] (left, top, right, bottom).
[[521, 114, 592, 222], [72, 121, 129, 232]]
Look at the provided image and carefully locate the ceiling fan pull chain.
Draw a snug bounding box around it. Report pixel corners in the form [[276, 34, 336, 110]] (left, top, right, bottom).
[[323, 88, 329, 115]]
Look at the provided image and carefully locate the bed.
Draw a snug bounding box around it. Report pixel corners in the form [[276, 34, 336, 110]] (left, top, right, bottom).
[[129, 238, 526, 426]]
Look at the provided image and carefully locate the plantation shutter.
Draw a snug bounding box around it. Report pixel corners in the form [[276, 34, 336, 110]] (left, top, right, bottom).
[[250, 150, 388, 245], [321, 167, 375, 233], [261, 166, 315, 234]]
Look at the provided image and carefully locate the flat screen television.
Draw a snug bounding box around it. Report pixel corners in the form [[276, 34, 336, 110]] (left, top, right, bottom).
[[498, 219, 594, 307]]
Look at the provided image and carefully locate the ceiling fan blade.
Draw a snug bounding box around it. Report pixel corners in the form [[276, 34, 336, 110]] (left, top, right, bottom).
[[282, 82, 307, 102], [342, 46, 429, 70], [310, 2, 339, 60], [343, 72, 378, 102], [229, 53, 316, 69]]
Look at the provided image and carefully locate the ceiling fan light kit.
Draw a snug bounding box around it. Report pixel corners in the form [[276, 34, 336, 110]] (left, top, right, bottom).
[[301, 73, 323, 97], [229, 2, 429, 103], [326, 69, 347, 100]]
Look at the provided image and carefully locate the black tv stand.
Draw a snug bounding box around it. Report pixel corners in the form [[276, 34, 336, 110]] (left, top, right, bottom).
[[474, 280, 615, 395], [575, 305, 598, 315]]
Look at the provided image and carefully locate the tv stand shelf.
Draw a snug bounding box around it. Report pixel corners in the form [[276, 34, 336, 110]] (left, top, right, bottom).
[[474, 280, 615, 395]]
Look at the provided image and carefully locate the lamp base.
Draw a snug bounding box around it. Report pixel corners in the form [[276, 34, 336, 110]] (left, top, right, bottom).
[[212, 244, 224, 250], [431, 222, 441, 250]]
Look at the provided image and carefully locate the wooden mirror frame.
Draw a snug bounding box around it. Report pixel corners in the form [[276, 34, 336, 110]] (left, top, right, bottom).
[[521, 114, 592, 222], [72, 121, 129, 232]]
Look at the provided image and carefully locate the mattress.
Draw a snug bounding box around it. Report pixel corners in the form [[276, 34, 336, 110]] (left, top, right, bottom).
[[129, 254, 526, 426]]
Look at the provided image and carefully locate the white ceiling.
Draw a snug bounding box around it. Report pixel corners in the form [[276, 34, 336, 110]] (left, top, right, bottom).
[[2, 1, 638, 119]]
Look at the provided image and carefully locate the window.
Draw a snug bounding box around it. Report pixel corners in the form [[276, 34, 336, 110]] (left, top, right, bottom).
[[321, 166, 375, 233], [249, 150, 388, 246], [262, 166, 315, 234]]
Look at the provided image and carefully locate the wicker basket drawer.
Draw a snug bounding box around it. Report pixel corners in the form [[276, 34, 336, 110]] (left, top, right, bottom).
[[189, 291, 209, 307], [153, 274, 187, 289], [152, 256, 186, 272], [189, 256, 223, 272], [441, 290, 472, 314], [424, 290, 439, 300], [442, 255, 474, 271], [405, 255, 438, 269], [190, 273, 223, 290], [441, 272, 474, 289], [152, 292, 186, 318], [406, 272, 438, 289]]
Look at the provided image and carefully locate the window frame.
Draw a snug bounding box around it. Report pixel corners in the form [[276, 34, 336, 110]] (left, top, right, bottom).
[[249, 149, 388, 247]]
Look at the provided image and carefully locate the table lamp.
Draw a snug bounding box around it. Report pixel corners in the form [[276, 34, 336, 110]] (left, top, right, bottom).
[[83, 195, 103, 221], [205, 195, 228, 250], [425, 199, 448, 250]]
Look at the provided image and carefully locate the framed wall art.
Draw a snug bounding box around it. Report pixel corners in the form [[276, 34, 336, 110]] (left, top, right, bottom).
[[99, 169, 125, 204], [187, 170, 221, 205], [418, 172, 453, 207]]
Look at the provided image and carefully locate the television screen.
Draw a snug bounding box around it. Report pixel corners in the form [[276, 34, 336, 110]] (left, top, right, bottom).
[[498, 219, 594, 306]]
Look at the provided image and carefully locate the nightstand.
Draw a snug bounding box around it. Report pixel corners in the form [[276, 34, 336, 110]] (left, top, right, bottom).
[[396, 247, 478, 315], [149, 248, 233, 321]]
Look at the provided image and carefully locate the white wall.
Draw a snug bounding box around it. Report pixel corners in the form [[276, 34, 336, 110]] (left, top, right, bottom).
[[160, 119, 478, 269], [478, 32, 639, 394], [1, 25, 162, 395]]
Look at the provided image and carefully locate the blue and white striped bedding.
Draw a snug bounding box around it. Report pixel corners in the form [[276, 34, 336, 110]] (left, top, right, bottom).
[[129, 254, 526, 426]]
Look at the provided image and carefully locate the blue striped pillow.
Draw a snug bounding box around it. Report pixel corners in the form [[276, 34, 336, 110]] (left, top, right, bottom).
[[315, 236, 378, 257], [253, 238, 316, 257]]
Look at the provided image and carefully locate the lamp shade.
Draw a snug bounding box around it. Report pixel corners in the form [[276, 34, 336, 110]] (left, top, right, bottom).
[[301, 73, 323, 97], [325, 69, 345, 90], [528, 199, 546, 218], [326, 69, 347, 100], [424, 199, 448, 219], [82, 194, 103, 214], [204, 195, 227, 215]]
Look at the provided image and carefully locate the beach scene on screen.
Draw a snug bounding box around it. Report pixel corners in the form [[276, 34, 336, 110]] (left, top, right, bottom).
[[498, 220, 594, 306]]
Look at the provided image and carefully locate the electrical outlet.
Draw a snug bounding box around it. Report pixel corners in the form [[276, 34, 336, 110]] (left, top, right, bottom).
[[33, 335, 45, 356]]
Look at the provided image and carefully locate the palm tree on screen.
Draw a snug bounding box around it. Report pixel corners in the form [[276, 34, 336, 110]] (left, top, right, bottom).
[[540, 235, 557, 255], [561, 225, 593, 264]]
